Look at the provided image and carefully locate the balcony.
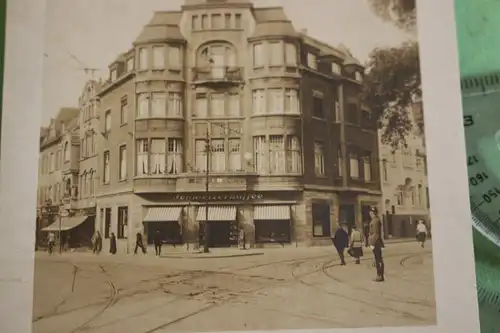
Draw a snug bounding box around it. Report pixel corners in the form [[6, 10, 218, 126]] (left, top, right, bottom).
[[191, 66, 243, 86], [176, 172, 257, 192]]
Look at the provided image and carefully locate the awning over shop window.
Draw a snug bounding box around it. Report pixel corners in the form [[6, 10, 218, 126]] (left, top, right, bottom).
[[196, 206, 237, 222], [42, 216, 89, 231], [254, 205, 291, 220], [143, 206, 183, 222]]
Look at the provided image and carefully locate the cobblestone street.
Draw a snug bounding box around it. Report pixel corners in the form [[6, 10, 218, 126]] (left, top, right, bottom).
[[32, 242, 436, 333]]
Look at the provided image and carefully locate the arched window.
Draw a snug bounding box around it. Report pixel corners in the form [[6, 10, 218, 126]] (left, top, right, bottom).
[[64, 141, 70, 161], [197, 43, 236, 68]]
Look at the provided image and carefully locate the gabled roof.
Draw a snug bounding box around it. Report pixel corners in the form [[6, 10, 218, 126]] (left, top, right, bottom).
[[133, 11, 185, 45]]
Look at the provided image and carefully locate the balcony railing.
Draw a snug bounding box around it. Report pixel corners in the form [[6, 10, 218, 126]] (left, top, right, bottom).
[[192, 66, 243, 84]]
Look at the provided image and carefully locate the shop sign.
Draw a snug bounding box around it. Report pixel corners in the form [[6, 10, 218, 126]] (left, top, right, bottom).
[[173, 193, 264, 202]]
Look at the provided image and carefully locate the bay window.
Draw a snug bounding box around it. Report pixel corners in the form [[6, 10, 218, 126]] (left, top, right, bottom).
[[151, 93, 167, 117], [269, 42, 283, 66], [210, 139, 226, 172], [253, 43, 265, 67], [137, 93, 149, 118], [349, 152, 360, 178], [253, 136, 267, 173], [269, 135, 285, 174], [167, 138, 183, 174], [152, 46, 165, 69], [314, 141, 325, 176], [168, 45, 181, 67], [228, 139, 241, 171], [136, 139, 149, 176], [150, 139, 166, 175], [285, 43, 297, 65], [284, 89, 298, 114], [168, 92, 182, 117]]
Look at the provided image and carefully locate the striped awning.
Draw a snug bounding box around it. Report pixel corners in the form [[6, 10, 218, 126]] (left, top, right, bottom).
[[254, 205, 291, 220], [144, 206, 183, 222], [196, 206, 237, 222], [42, 216, 89, 231]]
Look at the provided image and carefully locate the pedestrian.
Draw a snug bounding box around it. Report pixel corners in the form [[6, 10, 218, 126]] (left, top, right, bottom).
[[109, 232, 117, 255], [332, 222, 349, 265], [134, 231, 146, 255], [368, 207, 385, 282], [95, 231, 103, 254], [153, 230, 162, 257], [47, 232, 56, 255], [348, 225, 364, 264], [239, 227, 246, 250], [416, 219, 428, 248], [363, 220, 370, 247]]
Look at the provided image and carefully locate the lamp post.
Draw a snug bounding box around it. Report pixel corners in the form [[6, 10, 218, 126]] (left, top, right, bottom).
[[203, 132, 211, 253]]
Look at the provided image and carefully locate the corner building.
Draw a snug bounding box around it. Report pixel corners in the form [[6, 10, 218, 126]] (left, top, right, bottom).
[[95, 0, 382, 251]]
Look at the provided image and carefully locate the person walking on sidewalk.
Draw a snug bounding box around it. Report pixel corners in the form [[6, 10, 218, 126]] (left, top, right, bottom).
[[416, 219, 428, 248], [348, 225, 364, 264], [92, 231, 102, 255], [153, 230, 162, 257], [332, 222, 349, 265], [134, 231, 146, 255], [109, 232, 117, 255], [47, 232, 56, 255], [368, 207, 385, 282]]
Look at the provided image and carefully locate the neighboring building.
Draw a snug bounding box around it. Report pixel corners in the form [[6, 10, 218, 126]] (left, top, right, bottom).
[[36, 108, 79, 246], [378, 102, 429, 238], [85, 0, 381, 251]]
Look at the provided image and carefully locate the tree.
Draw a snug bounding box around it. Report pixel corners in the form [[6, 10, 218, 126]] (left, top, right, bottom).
[[361, 41, 421, 149], [367, 0, 417, 33]]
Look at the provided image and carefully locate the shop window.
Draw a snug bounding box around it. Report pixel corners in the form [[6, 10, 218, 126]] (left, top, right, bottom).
[[255, 220, 291, 243], [312, 203, 331, 237]]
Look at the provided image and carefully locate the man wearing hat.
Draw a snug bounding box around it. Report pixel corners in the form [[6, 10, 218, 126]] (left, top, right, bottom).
[[332, 221, 350, 265], [368, 207, 385, 282]]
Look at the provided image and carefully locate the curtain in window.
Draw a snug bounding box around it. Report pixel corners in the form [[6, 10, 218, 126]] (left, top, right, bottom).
[[228, 139, 241, 171], [151, 93, 166, 117], [136, 140, 148, 176], [252, 90, 265, 114], [137, 93, 149, 118], [286, 136, 301, 173], [314, 142, 325, 175], [104, 152, 110, 183], [363, 156, 371, 181], [284, 89, 298, 114], [269, 42, 283, 66], [253, 136, 268, 173], [120, 147, 127, 180], [285, 43, 296, 65], [210, 139, 225, 172], [167, 139, 183, 174], [150, 139, 166, 175], [269, 89, 284, 113], [195, 94, 207, 118], [195, 139, 207, 172], [168, 93, 182, 117], [228, 93, 240, 117], [210, 93, 225, 117], [269, 135, 285, 174], [349, 152, 360, 178]]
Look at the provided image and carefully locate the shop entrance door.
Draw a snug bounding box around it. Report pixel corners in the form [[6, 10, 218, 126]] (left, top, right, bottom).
[[205, 221, 238, 248]]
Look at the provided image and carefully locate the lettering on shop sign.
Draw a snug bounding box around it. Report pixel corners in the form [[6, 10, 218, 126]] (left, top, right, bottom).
[[173, 193, 264, 202]]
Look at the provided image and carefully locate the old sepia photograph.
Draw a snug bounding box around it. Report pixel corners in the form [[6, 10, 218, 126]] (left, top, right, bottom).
[[33, 0, 434, 332]]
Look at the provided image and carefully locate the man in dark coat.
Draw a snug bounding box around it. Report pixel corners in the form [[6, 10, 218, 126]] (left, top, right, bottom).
[[332, 222, 349, 265], [154, 230, 163, 257], [134, 231, 146, 255], [368, 207, 385, 282]]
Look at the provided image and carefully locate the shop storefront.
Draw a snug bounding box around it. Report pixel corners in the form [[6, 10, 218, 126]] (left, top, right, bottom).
[[253, 205, 292, 244], [196, 205, 239, 247], [142, 206, 183, 245]]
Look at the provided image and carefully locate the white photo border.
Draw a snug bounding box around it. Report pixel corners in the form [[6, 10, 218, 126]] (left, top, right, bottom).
[[0, 0, 480, 332]]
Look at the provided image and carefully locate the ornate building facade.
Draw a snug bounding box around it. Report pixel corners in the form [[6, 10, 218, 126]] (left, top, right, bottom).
[[38, 0, 382, 251]]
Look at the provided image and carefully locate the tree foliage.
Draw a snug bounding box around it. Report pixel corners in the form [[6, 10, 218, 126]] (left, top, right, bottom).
[[361, 41, 421, 149], [367, 0, 417, 33]]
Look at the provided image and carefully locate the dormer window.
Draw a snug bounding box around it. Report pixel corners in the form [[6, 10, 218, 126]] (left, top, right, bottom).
[[110, 69, 117, 81], [307, 53, 317, 70], [331, 62, 342, 75], [355, 71, 363, 82]]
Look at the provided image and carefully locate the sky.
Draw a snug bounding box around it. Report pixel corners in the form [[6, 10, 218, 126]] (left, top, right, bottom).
[[41, 0, 414, 126]]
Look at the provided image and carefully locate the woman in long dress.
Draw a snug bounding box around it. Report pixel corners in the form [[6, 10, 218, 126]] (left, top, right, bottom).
[[109, 232, 117, 255]]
